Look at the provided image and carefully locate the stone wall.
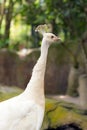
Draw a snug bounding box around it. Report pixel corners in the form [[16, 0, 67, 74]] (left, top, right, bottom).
[[0, 45, 69, 94]]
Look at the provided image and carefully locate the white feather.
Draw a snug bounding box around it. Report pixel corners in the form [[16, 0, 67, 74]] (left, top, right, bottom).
[[0, 29, 60, 130], [0, 95, 44, 130]]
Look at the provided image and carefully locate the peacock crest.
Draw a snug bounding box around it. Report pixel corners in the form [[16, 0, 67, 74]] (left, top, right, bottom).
[[35, 24, 52, 34]]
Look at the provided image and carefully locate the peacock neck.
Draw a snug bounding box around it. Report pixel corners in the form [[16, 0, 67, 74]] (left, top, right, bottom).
[[24, 38, 49, 105]]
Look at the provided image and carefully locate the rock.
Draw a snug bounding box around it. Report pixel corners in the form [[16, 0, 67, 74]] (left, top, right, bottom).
[[41, 99, 87, 130]]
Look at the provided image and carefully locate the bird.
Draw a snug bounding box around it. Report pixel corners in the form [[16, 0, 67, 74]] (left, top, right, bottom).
[[0, 24, 61, 130]]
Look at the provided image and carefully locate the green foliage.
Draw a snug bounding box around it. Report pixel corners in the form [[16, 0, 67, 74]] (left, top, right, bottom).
[[44, 0, 87, 38], [0, 0, 87, 49], [0, 39, 9, 48]]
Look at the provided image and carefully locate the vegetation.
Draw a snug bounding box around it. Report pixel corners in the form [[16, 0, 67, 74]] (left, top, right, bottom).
[[0, 0, 87, 49], [0, 86, 23, 101]]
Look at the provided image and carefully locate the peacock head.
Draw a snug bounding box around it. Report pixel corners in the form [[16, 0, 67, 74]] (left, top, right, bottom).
[[43, 32, 61, 45], [35, 24, 61, 46]]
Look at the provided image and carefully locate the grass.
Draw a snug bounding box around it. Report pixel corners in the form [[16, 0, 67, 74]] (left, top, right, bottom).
[[0, 87, 23, 101]]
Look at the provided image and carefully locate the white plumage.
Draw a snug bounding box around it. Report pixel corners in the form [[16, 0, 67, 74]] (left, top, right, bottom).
[[0, 25, 60, 130]]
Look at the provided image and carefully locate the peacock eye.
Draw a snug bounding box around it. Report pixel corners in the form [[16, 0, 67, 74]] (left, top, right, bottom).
[[51, 35, 54, 39]]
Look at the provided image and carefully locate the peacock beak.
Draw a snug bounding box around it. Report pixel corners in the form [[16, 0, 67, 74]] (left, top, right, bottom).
[[55, 37, 61, 42]]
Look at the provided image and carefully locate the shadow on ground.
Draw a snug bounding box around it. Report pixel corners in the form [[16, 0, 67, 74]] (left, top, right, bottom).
[[45, 123, 82, 130]]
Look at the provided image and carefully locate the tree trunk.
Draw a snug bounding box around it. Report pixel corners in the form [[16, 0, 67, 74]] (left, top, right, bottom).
[[78, 74, 87, 109], [67, 66, 80, 97], [31, 24, 39, 48], [4, 0, 14, 43], [0, 0, 6, 36], [51, 19, 58, 34]]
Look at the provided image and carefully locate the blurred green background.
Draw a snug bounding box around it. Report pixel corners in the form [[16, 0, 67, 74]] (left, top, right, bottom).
[[0, 0, 87, 50]]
